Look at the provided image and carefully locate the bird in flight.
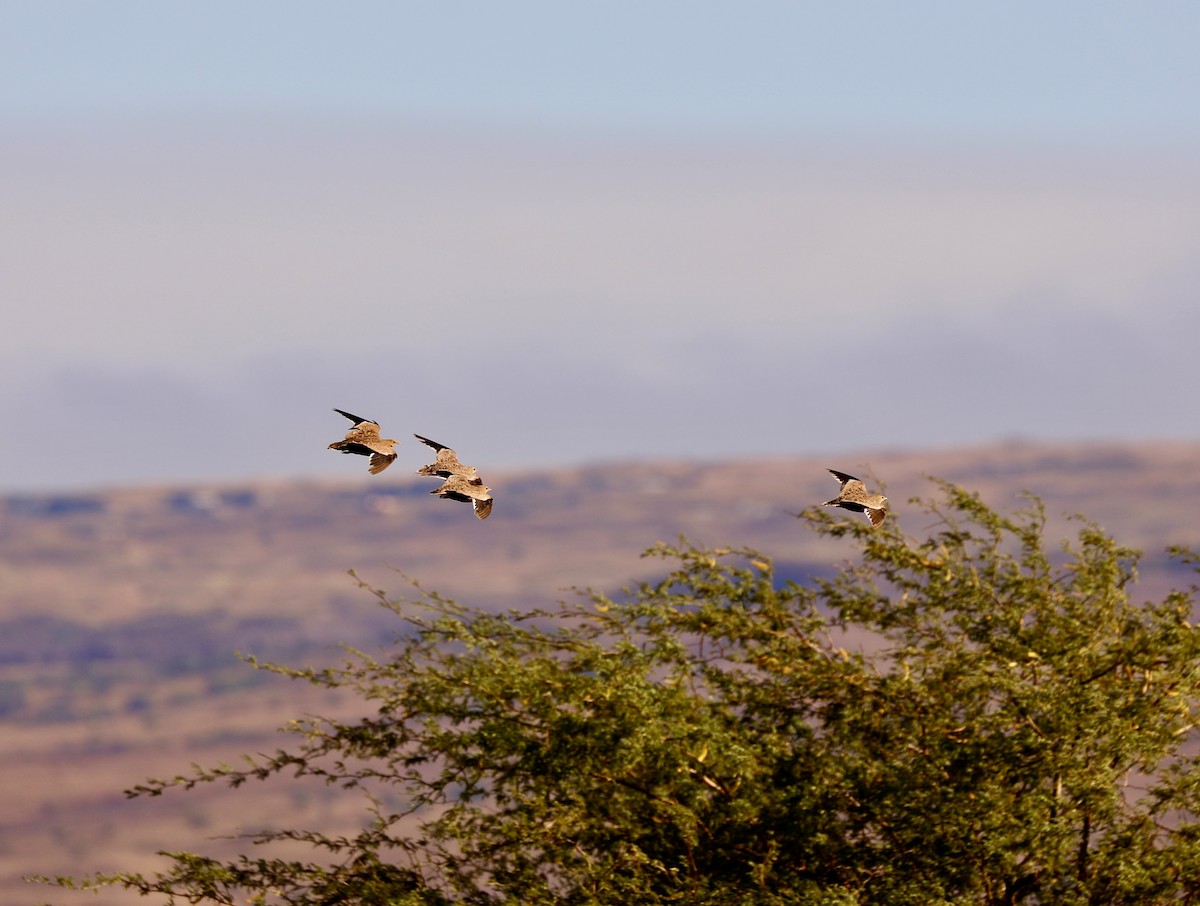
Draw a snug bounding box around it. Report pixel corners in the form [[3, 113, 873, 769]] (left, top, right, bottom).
[[414, 434, 481, 481], [414, 434, 493, 518], [823, 469, 888, 527], [431, 473, 494, 520], [327, 409, 399, 475]]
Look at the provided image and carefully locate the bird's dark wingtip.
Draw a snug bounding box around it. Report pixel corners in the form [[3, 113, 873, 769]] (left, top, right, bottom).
[[334, 408, 377, 425], [414, 434, 447, 451]]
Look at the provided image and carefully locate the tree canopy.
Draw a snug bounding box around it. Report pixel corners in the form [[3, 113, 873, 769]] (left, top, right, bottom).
[[41, 480, 1200, 905]]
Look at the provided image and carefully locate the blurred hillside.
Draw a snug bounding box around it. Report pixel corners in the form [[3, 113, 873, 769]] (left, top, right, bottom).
[[3, 439, 1200, 904]]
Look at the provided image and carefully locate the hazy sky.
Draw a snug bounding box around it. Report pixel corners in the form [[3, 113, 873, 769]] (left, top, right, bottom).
[[3, 3, 1199, 491]]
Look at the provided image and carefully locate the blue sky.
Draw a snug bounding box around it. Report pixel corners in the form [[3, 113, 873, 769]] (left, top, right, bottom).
[[6, 2, 1200, 142], [3, 3, 1199, 491]]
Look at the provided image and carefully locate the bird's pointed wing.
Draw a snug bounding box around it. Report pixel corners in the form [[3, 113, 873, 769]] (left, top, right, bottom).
[[474, 498, 494, 520], [866, 507, 887, 528], [828, 469, 859, 485], [414, 433, 449, 453], [368, 452, 397, 475], [334, 408, 377, 426]]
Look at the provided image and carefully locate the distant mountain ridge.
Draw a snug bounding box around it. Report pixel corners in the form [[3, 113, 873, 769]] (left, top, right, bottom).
[[3, 438, 1197, 626]]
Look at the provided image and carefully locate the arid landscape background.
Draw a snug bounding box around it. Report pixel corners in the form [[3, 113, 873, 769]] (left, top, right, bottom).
[[3, 439, 1200, 904], [6, 6, 1197, 903]]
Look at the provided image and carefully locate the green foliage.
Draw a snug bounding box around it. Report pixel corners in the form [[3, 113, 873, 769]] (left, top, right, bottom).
[[36, 481, 1200, 905]]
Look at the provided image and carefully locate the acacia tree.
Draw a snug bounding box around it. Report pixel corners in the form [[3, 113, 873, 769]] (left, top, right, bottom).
[[41, 481, 1200, 905]]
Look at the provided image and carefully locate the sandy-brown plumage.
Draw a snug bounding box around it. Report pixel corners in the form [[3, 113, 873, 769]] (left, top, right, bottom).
[[327, 409, 398, 475], [413, 434, 481, 481], [823, 469, 888, 527], [431, 474, 494, 520]]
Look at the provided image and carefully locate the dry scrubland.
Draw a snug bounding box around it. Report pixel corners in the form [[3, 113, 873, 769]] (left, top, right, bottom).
[[2, 440, 1199, 904]]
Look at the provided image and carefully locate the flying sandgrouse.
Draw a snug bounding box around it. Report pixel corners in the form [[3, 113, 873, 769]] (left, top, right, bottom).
[[327, 409, 398, 475], [823, 469, 888, 527], [430, 473, 494, 520], [414, 434, 482, 482]]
